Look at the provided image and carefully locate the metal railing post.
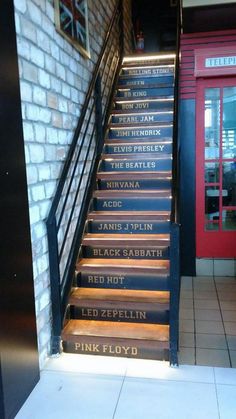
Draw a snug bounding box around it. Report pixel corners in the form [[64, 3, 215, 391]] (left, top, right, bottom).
[[46, 217, 62, 354]]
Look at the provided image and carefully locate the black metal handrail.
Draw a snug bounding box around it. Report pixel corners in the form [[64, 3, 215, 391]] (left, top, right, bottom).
[[46, 0, 124, 354], [169, 0, 182, 366]]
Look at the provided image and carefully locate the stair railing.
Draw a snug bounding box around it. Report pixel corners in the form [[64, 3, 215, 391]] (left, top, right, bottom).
[[46, 0, 124, 354], [169, 0, 182, 366]]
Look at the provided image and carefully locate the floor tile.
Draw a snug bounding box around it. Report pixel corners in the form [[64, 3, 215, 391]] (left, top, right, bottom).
[[218, 292, 236, 301], [196, 333, 227, 349], [179, 332, 195, 348], [195, 320, 224, 334], [214, 367, 236, 385], [180, 298, 194, 309], [178, 347, 195, 365], [193, 283, 216, 291], [224, 322, 236, 336], [216, 284, 236, 292], [114, 377, 219, 419], [181, 277, 193, 290], [179, 308, 194, 320], [181, 276, 193, 281], [125, 359, 214, 383], [194, 308, 222, 321], [217, 384, 236, 419], [215, 277, 236, 284], [220, 301, 236, 310], [194, 290, 217, 300], [196, 349, 230, 367], [194, 299, 220, 309], [229, 351, 236, 368], [16, 370, 123, 419], [226, 335, 236, 350], [194, 276, 214, 283], [44, 353, 127, 376], [179, 319, 194, 333], [221, 311, 236, 322], [180, 290, 193, 299]]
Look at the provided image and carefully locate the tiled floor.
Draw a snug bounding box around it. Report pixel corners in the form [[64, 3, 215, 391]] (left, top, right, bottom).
[[15, 354, 236, 419], [179, 276, 236, 368]]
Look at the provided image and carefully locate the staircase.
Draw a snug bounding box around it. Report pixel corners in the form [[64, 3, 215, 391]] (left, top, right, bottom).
[[61, 54, 179, 363]]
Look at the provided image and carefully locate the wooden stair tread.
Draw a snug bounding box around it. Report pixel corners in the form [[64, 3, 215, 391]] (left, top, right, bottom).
[[105, 138, 172, 145], [115, 96, 174, 103], [77, 258, 169, 269], [76, 258, 169, 274], [62, 319, 169, 342], [111, 110, 173, 116], [82, 234, 170, 247], [110, 121, 173, 128], [101, 154, 172, 160], [93, 190, 171, 198], [117, 83, 173, 90], [70, 288, 169, 303], [110, 122, 173, 129], [104, 140, 172, 145], [88, 210, 170, 218], [122, 62, 175, 69], [87, 213, 170, 222], [97, 172, 171, 180], [83, 233, 169, 239], [119, 73, 174, 80]]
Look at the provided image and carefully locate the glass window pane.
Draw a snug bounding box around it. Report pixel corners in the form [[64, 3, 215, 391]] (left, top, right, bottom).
[[205, 186, 219, 230], [223, 162, 236, 207], [223, 87, 236, 158], [222, 210, 236, 231], [205, 162, 219, 183], [205, 88, 220, 160]]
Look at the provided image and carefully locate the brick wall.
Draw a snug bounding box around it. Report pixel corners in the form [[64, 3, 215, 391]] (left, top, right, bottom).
[[13, 0, 124, 368], [123, 0, 133, 54]]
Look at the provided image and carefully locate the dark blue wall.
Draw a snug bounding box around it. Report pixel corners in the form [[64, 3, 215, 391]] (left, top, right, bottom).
[[179, 99, 196, 275]]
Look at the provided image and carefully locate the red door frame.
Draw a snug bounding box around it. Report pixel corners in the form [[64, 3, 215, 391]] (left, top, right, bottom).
[[196, 77, 236, 257]]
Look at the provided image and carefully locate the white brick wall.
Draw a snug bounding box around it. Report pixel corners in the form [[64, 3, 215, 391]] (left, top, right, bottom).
[[14, 0, 119, 368]]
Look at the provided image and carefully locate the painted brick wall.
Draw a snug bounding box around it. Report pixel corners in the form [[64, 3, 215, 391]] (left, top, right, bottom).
[[123, 0, 133, 54], [13, 0, 123, 368]]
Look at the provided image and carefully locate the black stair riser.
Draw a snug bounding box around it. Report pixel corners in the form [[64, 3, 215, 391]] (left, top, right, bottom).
[[104, 142, 172, 155], [62, 339, 169, 360], [93, 198, 171, 211], [117, 87, 174, 99], [118, 75, 174, 87], [82, 246, 169, 259], [87, 220, 170, 234], [100, 159, 172, 172], [115, 100, 173, 112], [77, 272, 170, 291], [122, 66, 174, 76], [98, 179, 171, 190], [72, 306, 169, 324], [108, 126, 173, 139], [111, 113, 173, 124]]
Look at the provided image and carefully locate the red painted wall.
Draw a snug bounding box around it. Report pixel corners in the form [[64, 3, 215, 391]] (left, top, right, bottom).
[[180, 29, 236, 99]]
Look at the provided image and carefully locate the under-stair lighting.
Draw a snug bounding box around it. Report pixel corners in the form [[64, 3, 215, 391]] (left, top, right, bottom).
[[122, 54, 176, 63], [111, 111, 173, 116], [116, 98, 174, 104], [110, 124, 173, 129]]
